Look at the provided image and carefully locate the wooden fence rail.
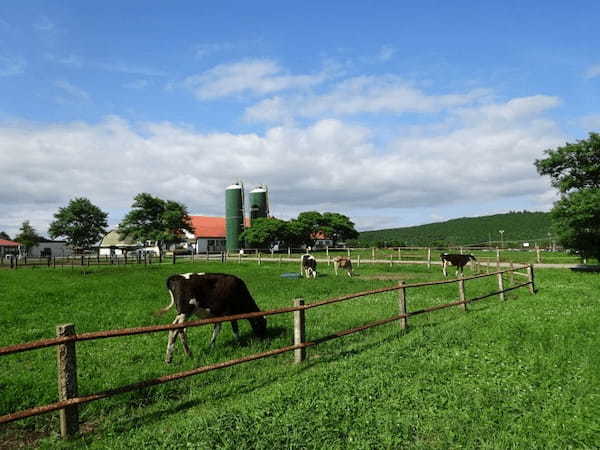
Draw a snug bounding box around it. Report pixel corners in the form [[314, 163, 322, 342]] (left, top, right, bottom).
[[0, 264, 535, 438]]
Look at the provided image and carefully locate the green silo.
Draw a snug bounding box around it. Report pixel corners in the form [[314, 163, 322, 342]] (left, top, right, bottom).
[[225, 182, 245, 252], [249, 185, 269, 225]]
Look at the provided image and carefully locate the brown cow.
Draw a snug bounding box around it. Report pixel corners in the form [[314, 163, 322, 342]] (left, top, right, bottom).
[[333, 256, 353, 277]]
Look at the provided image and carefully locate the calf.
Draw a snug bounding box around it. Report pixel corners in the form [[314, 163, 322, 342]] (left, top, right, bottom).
[[156, 272, 267, 363], [301, 254, 317, 278], [440, 253, 476, 277], [333, 256, 353, 277]]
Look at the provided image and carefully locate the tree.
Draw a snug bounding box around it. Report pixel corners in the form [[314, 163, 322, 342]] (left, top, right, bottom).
[[118, 193, 193, 254], [535, 132, 600, 261], [14, 221, 41, 255], [321, 212, 359, 247], [0, 231, 10, 240], [240, 217, 288, 249], [49, 198, 109, 252]]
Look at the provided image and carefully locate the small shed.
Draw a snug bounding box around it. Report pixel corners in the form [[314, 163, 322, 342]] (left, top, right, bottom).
[[98, 230, 140, 257], [0, 239, 20, 258]]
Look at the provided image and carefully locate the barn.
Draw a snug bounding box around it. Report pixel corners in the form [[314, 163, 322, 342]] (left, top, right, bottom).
[[187, 216, 250, 253]]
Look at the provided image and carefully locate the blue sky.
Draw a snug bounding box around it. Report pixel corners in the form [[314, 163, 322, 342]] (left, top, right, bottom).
[[1, 1, 599, 238]]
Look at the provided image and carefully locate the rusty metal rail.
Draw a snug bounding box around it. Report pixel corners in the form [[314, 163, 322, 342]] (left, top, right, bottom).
[[0, 264, 534, 433]]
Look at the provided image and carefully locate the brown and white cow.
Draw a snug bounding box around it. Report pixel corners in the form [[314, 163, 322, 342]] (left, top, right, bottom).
[[301, 254, 317, 278], [156, 272, 267, 363], [440, 253, 476, 277], [333, 256, 353, 277]]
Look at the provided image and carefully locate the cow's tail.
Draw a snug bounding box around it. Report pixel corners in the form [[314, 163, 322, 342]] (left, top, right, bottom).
[[154, 280, 175, 316]]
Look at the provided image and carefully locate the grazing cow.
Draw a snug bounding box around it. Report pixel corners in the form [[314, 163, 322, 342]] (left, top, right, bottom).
[[440, 253, 476, 277], [333, 256, 353, 277], [156, 272, 267, 363], [301, 254, 317, 278]]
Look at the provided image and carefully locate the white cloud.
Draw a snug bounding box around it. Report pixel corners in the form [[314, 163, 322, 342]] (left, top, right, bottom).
[[0, 98, 563, 235], [584, 64, 600, 79], [55, 80, 91, 103], [246, 75, 491, 122], [183, 59, 330, 100]]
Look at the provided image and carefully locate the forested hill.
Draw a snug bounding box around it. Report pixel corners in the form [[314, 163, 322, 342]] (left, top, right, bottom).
[[358, 211, 552, 247]]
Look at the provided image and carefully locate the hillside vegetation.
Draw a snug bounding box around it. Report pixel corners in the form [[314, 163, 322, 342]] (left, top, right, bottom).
[[359, 211, 552, 247]]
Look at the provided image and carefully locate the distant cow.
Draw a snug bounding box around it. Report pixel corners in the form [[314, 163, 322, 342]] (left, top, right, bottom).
[[440, 253, 476, 277], [301, 254, 317, 278], [156, 272, 267, 363], [333, 256, 353, 277]]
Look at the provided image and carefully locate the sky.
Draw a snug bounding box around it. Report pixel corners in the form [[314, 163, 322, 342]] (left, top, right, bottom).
[[1, 1, 599, 237]]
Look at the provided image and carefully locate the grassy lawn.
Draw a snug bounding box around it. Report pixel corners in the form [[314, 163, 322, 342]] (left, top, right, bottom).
[[1, 261, 599, 448]]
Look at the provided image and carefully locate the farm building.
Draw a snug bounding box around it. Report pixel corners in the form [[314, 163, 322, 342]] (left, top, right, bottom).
[[28, 238, 72, 257], [98, 230, 156, 256], [0, 239, 20, 258], [187, 215, 250, 253]]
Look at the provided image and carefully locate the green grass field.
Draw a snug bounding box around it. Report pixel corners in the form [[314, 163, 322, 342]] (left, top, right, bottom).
[[1, 261, 599, 448]]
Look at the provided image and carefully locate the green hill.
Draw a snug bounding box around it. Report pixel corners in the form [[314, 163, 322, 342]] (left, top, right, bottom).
[[358, 211, 552, 247]]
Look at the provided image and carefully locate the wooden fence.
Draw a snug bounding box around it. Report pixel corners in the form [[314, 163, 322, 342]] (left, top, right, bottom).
[[0, 264, 535, 439]]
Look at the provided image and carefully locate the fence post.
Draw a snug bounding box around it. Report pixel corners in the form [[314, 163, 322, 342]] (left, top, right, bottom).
[[258, 252, 261, 265], [527, 264, 536, 294], [221, 252, 225, 263], [427, 248, 431, 269], [326, 246, 329, 257], [288, 247, 291, 256], [238, 252, 242, 264], [293, 298, 306, 363], [328, 255, 331, 267], [372, 247, 375, 263], [458, 277, 467, 311], [398, 247, 401, 261], [509, 262, 514, 285], [398, 282, 407, 330], [357, 254, 361, 268], [497, 272, 505, 301], [496, 247, 500, 270], [347, 248, 350, 257], [56, 324, 79, 439], [536, 245, 541, 263], [389, 254, 393, 267]]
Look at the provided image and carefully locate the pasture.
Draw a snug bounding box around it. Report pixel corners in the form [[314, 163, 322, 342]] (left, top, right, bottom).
[[1, 261, 599, 448]]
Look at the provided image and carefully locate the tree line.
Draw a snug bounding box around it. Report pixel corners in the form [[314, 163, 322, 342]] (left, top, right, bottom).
[[4, 193, 358, 255]]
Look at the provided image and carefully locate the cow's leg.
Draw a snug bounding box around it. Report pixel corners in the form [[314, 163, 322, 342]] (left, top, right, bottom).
[[178, 321, 193, 358], [165, 313, 186, 364], [231, 320, 240, 341], [442, 260, 448, 277], [209, 322, 222, 347]]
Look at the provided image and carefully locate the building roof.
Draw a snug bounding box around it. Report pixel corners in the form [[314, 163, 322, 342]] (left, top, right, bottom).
[[0, 239, 20, 247], [99, 230, 138, 248], [189, 216, 251, 239]]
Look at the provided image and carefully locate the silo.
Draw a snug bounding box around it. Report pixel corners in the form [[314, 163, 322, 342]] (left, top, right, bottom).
[[249, 185, 269, 224], [225, 182, 245, 252]]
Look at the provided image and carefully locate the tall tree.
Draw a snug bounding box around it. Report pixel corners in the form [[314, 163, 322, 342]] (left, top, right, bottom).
[[535, 132, 600, 261], [0, 231, 10, 240], [118, 193, 193, 254], [49, 197, 109, 251], [240, 217, 288, 249], [14, 221, 42, 255]]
